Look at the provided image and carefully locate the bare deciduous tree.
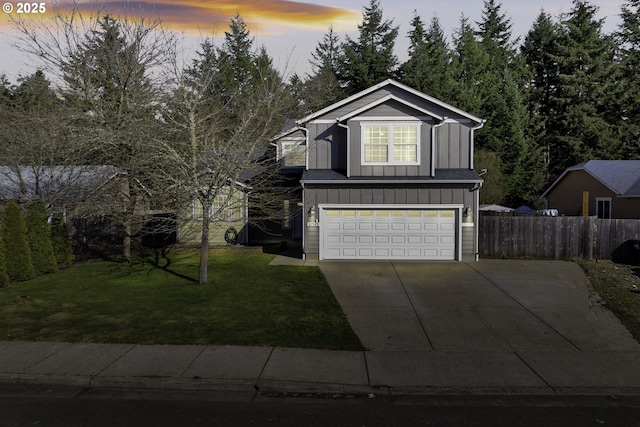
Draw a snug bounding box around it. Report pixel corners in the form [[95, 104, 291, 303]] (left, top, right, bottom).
[[10, 6, 177, 262], [159, 32, 296, 284]]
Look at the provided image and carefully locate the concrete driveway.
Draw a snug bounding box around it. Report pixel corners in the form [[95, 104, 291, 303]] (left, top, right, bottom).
[[320, 260, 640, 353]]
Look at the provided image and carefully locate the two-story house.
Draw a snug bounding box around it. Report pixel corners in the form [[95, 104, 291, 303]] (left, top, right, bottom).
[[273, 79, 485, 261]]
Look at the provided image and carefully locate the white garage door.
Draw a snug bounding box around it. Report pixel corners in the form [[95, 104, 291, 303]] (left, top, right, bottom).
[[320, 208, 457, 260]]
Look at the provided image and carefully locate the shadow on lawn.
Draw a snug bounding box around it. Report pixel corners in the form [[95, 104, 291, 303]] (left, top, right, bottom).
[[143, 247, 199, 283]]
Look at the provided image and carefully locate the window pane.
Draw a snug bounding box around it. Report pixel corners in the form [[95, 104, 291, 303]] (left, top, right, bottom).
[[393, 145, 417, 162], [393, 126, 417, 144], [364, 126, 388, 144], [283, 144, 306, 167], [365, 145, 388, 162]]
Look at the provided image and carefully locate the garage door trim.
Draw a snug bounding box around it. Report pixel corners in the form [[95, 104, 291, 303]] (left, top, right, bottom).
[[318, 204, 463, 261]]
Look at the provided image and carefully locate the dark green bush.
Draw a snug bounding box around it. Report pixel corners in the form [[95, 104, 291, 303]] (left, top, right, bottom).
[[0, 236, 9, 287], [26, 199, 58, 275], [1, 200, 34, 281], [50, 212, 74, 268]]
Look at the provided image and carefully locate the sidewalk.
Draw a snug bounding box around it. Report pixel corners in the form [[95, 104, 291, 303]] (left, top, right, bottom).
[[2, 340, 640, 397]]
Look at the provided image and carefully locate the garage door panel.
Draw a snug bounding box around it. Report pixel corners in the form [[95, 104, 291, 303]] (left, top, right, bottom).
[[359, 235, 373, 244], [322, 208, 457, 261], [343, 235, 357, 244], [375, 248, 390, 257]]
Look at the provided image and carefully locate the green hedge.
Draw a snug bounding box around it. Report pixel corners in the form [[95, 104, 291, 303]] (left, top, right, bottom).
[[1, 200, 34, 282], [26, 199, 58, 275], [50, 212, 74, 268]]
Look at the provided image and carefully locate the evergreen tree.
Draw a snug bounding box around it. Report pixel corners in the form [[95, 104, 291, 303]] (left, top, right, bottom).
[[25, 199, 58, 275], [57, 14, 170, 262], [615, 0, 640, 158], [521, 11, 561, 180], [50, 212, 74, 268], [475, 0, 517, 69], [217, 13, 256, 99], [450, 15, 486, 115], [302, 26, 344, 113], [1, 201, 34, 282], [400, 13, 454, 101], [339, 0, 399, 94], [547, 0, 621, 177], [0, 235, 9, 287]]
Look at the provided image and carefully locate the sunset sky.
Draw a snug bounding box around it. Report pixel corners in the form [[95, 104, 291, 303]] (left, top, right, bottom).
[[0, 0, 628, 83]]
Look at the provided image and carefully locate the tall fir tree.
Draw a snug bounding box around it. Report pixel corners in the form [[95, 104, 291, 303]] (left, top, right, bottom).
[[302, 26, 344, 113], [339, 0, 399, 94], [25, 199, 58, 276], [1, 201, 34, 282], [547, 0, 621, 177], [450, 15, 486, 115], [400, 13, 454, 101], [521, 11, 562, 181], [615, 0, 640, 158]]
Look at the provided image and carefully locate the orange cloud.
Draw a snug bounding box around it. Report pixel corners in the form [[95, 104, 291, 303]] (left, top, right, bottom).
[[1, 1, 360, 34]]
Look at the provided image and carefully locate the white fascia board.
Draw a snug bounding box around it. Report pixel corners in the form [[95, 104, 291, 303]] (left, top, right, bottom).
[[297, 79, 484, 125], [336, 94, 443, 122], [296, 79, 395, 124]]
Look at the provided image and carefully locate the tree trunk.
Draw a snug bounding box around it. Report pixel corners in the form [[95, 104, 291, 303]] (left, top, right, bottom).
[[122, 176, 132, 263], [199, 201, 210, 284]]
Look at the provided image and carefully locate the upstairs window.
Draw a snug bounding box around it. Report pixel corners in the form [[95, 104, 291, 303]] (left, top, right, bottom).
[[362, 123, 420, 165], [280, 141, 306, 168]]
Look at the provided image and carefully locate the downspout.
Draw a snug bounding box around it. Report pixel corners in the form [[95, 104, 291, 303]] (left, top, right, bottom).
[[431, 119, 448, 178], [337, 121, 350, 178], [470, 120, 485, 261], [475, 181, 483, 261], [301, 181, 306, 260], [469, 120, 486, 170]]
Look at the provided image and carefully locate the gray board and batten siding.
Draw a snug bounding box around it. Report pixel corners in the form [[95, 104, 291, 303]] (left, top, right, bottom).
[[306, 104, 474, 175]]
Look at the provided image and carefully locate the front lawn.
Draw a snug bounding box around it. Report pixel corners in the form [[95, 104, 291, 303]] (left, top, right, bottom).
[[0, 248, 363, 350], [579, 260, 640, 342]]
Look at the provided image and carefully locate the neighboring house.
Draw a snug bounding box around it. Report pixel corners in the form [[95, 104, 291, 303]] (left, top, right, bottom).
[[542, 160, 640, 219], [272, 79, 485, 261], [177, 185, 249, 246]]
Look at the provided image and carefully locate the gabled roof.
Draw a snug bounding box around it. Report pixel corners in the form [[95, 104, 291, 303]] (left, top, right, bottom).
[[296, 79, 484, 125], [542, 160, 640, 198]]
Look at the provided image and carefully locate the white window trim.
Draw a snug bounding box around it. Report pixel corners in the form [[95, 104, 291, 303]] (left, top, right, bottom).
[[596, 197, 612, 219], [360, 122, 421, 166]]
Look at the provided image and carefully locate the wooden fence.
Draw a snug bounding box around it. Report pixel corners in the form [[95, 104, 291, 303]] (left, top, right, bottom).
[[479, 215, 640, 261]]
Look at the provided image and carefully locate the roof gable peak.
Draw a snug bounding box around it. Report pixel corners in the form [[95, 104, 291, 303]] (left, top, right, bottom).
[[297, 79, 483, 125]]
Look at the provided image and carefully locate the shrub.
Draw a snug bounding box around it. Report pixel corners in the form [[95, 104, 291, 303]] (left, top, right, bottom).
[[1, 200, 34, 281], [0, 236, 9, 287], [50, 212, 74, 268], [26, 199, 58, 275]]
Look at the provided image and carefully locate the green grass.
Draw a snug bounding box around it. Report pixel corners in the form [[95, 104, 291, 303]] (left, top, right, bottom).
[[579, 260, 640, 342], [0, 248, 363, 350]]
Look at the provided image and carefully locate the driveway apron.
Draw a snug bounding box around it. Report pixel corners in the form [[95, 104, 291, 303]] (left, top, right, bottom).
[[320, 260, 640, 353]]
